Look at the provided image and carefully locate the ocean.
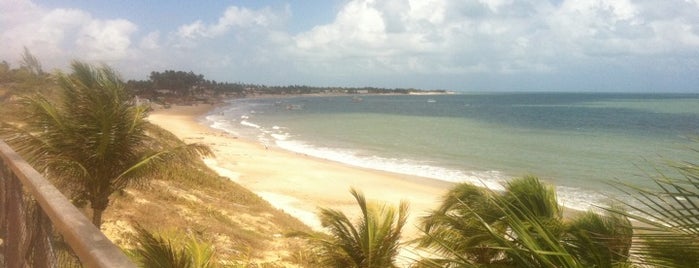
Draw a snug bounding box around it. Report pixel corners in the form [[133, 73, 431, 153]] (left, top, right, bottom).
[[203, 93, 699, 210]]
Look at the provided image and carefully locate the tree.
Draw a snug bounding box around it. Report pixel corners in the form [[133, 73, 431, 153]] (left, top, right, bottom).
[[418, 183, 506, 266], [293, 188, 409, 268], [418, 176, 633, 267], [0, 61, 212, 228], [132, 226, 217, 268], [563, 210, 632, 267], [610, 156, 699, 267], [149, 70, 205, 97], [20, 46, 43, 76], [0, 60, 10, 83]]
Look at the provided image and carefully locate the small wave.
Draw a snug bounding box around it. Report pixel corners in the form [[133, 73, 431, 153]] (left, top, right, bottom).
[[202, 158, 240, 182], [240, 120, 261, 129], [282, 138, 612, 211], [209, 121, 240, 136], [271, 133, 289, 141], [555, 186, 609, 211], [272, 138, 618, 211], [275, 139, 506, 191]]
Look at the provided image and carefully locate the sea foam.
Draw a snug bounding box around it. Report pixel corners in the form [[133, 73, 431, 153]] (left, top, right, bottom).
[[275, 137, 605, 211], [274, 138, 506, 191]]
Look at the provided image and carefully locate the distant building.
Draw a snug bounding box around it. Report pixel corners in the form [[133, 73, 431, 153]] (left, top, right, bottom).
[[156, 89, 174, 95]]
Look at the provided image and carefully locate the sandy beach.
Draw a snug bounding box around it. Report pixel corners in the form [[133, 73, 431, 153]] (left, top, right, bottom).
[[148, 103, 451, 237]]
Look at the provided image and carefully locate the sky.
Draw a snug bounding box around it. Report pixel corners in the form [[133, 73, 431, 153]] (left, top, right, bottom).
[[2, 0, 699, 92]]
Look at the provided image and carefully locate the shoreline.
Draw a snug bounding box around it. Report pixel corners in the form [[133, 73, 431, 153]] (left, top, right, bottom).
[[148, 103, 450, 236], [148, 100, 589, 239]]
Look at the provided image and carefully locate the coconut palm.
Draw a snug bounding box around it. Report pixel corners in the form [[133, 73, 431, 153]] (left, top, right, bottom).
[[418, 176, 633, 267], [563, 210, 632, 267], [0, 61, 212, 228], [418, 176, 564, 266], [294, 188, 409, 268], [133, 226, 217, 268], [610, 159, 699, 267], [418, 182, 507, 266]]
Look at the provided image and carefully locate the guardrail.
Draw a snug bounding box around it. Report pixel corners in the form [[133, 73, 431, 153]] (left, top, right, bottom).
[[0, 140, 136, 267]]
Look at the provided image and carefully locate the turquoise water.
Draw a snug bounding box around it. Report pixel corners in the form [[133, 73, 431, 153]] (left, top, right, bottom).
[[205, 93, 699, 210]]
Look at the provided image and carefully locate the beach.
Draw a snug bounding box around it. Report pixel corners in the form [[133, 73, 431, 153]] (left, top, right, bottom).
[[146, 93, 699, 236], [148, 103, 451, 236]]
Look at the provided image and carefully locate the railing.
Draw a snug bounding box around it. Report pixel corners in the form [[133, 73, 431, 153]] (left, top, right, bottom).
[[0, 140, 136, 267]]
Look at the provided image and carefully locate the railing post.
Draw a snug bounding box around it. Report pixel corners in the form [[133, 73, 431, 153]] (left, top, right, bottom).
[[3, 164, 25, 268]]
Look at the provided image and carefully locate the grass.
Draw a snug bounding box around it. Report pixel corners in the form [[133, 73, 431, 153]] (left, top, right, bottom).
[[102, 149, 312, 266]]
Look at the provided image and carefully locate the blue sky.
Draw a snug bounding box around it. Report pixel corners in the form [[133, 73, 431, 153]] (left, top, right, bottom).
[[2, 0, 699, 92]]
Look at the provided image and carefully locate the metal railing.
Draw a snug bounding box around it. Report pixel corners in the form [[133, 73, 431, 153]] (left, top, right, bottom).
[[0, 140, 136, 267]]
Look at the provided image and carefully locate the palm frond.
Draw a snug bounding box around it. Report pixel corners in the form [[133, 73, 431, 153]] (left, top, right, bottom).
[[504, 175, 561, 220], [488, 185, 579, 268], [292, 188, 408, 268], [184, 235, 217, 268], [418, 176, 633, 267], [608, 161, 699, 267], [418, 183, 506, 265], [564, 209, 633, 267], [133, 226, 193, 268]]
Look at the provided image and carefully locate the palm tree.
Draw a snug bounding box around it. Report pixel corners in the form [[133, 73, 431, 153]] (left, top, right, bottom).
[[418, 176, 633, 267], [0, 61, 212, 228], [610, 159, 699, 267], [293, 188, 409, 268], [132, 226, 217, 268], [563, 210, 632, 267], [418, 182, 506, 266]]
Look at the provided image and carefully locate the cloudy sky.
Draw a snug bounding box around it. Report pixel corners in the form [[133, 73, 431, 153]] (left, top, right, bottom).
[[2, 0, 699, 92]]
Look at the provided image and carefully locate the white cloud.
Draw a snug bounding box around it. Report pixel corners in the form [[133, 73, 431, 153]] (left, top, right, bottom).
[[478, 0, 513, 13], [1, 0, 137, 68], [75, 19, 137, 61], [291, 0, 552, 74], [175, 6, 284, 41], [287, 0, 699, 80], [545, 0, 699, 60], [210, 6, 277, 35], [1, 2, 89, 63], [407, 0, 446, 25], [176, 21, 203, 39], [0, 0, 40, 26], [139, 31, 161, 50], [2, 0, 698, 90], [295, 0, 387, 51]]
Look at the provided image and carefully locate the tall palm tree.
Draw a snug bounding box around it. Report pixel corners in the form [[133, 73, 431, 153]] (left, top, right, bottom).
[[418, 176, 633, 267], [294, 188, 409, 268], [0, 61, 212, 228]]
